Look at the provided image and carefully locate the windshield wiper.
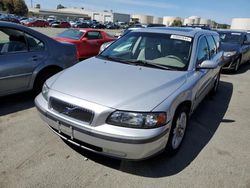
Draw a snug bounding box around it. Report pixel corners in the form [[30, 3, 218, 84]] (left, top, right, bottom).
[[127, 60, 175, 70], [98, 55, 176, 70], [98, 55, 134, 65]]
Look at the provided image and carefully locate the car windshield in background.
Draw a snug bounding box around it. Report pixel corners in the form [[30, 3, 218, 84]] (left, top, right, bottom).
[[219, 32, 242, 44], [57, 29, 84, 40], [99, 32, 193, 70]]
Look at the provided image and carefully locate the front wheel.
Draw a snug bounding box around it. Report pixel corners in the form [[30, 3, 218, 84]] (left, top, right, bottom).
[[165, 106, 189, 155]]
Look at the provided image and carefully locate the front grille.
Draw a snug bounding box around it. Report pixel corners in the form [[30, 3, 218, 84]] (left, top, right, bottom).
[[49, 97, 94, 124]]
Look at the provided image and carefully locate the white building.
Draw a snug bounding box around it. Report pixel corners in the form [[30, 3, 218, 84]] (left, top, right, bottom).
[[113, 12, 130, 23], [58, 8, 113, 22], [153, 17, 163, 24], [163, 16, 182, 26], [131, 14, 154, 24], [28, 8, 90, 20], [231, 18, 250, 30]]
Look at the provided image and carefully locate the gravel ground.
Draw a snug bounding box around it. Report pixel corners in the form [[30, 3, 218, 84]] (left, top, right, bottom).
[[0, 28, 250, 188]]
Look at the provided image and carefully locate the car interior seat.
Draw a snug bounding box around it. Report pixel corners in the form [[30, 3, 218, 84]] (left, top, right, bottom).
[[137, 37, 161, 60], [1, 35, 27, 53]]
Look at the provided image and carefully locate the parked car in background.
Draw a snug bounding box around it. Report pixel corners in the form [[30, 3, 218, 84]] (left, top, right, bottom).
[[51, 21, 71, 28], [69, 21, 77, 27], [74, 22, 90, 28], [0, 21, 78, 97], [92, 23, 106, 29], [147, 23, 166, 27], [23, 19, 49, 27], [105, 23, 120, 29], [36, 27, 223, 160], [54, 28, 115, 59], [0, 15, 20, 24], [217, 30, 250, 72]]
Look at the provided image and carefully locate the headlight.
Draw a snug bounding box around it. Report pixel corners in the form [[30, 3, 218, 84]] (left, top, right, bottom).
[[42, 83, 49, 101], [106, 111, 167, 129], [224, 51, 237, 57]]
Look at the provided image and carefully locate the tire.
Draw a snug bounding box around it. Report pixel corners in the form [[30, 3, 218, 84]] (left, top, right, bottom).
[[234, 58, 241, 73], [210, 71, 220, 96], [165, 106, 189, 156], [33, 71, 58, 95]]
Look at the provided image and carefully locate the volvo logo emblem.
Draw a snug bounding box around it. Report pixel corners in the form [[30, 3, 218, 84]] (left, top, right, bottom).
[[61, 106, 78, 115]]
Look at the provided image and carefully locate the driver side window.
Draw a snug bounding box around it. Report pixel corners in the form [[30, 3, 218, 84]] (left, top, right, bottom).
[[197, 36, 209, 65]]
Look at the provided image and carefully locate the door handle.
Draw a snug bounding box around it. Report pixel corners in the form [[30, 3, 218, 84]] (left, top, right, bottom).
[[31, 55, 39, 61]]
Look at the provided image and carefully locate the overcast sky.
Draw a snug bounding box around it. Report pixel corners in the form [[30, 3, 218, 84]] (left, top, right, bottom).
[[25, 0, 250, 24]]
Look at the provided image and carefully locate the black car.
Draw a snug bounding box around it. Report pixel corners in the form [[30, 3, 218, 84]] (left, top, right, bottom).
[[92, 23, 106, 29], [105, 23, 120, 29], [147, 23, 166, 27], [75, 22, 90, 28], [217, 30, 250, 72], [0, 15, 20, 24]]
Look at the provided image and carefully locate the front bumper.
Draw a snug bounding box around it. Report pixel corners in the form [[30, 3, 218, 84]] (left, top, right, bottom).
[[222, 55, 240, 70], [35, 94, 170, 160]]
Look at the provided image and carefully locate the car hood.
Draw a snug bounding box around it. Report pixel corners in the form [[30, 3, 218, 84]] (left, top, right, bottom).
[[220, 42, 241, 52], [50, 57, 187, 111]]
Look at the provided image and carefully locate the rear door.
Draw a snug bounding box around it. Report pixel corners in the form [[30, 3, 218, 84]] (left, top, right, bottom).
[[0, 28, 47, 96]]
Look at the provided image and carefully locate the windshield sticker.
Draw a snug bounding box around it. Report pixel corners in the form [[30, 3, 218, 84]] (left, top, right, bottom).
[[231, 33, 241, 35], [170, 35, 192, 42]]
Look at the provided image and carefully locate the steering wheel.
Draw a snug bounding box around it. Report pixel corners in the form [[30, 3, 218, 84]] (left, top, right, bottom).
[[166, 55, 183, 62]]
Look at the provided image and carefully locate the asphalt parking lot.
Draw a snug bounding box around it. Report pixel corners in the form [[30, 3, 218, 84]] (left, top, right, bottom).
[[0, 28, 250, 188]]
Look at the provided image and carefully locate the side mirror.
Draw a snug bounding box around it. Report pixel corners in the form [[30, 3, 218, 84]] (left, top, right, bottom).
[[81, 37, 87, 41], [243, 40, 250, 45], [99, 41, 113, 54], [197, 60, 218, 69]]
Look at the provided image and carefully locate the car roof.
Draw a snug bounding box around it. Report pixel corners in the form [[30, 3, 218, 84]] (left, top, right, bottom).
[[132, 27, 218, 37]]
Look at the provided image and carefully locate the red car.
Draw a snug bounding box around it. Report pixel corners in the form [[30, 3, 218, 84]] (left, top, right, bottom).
[[51, 21, 71, 28], [54, 28, 115, 59], [23, 19, 49, 27]]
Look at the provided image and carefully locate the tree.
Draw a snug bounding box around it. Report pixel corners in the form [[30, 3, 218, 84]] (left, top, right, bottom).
[[2, 0, 28, 16], [13, 0, 28, 16], [57, 4, 65, 9], [3, 0, 14, 14], [171, 20, 182, 27], [0, 2, 5, 11]]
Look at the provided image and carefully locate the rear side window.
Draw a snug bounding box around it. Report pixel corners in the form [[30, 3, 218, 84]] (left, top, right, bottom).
[[197, 36, 210, 64], [206, 35, 217, 57], [25, 33, 45, 51], [87, 31, 102, 40]]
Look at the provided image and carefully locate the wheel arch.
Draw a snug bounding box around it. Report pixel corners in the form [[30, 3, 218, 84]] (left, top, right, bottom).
[[30, 65, 63, 89]]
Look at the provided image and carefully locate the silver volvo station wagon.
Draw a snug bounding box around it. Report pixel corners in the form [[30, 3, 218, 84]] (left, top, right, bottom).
[[35, 27, 223, 160]]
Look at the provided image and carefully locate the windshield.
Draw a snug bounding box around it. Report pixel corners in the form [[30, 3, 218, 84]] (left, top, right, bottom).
[[99, 32, 193, 70], [219, 32, 242, 44], [57, 29, 84, 40]]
